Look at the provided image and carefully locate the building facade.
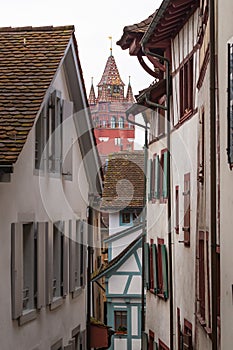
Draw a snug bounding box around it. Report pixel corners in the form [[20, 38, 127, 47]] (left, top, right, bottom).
[[0, 26, 102, 350], [118, 0, 222, 349]]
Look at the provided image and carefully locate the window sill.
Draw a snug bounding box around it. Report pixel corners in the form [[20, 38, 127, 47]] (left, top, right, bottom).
[[196, 313, 206, 327], [19, 309, 37, 326], [72, 287, 83, 299], [49, 297, 64, 311]]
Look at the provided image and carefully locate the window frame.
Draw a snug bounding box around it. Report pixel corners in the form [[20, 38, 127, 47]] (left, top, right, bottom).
[[179, 55, 194, 119], [114, 310, 128, 334], [183, 173, 191, 246]]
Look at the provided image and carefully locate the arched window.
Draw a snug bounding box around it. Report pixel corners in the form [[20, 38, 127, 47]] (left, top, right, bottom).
[[111, 116, 116, 128], [119, 116, 124, 128]]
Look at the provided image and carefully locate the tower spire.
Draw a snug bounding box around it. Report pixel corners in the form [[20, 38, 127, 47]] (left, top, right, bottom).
[[88, 77, 96, 105], [108, 36, 112, 56], [126, 76, 134, 102]]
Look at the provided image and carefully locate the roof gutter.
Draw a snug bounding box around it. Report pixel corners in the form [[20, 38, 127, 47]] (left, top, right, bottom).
[[140, 0, 171, 47]]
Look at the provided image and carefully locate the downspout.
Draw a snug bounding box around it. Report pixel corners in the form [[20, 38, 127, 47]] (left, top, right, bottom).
[[209, 0, 218, 348], [125, 110, 148, 347], [140, 44, 173, 350], [87, 200, 94, 350]]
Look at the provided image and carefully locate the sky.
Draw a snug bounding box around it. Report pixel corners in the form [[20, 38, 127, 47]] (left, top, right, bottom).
[[0, 0, 162, 96]]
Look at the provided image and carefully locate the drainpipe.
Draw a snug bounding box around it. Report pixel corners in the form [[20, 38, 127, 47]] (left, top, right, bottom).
[[87, 199, 94, 350], [209, 0, 218, 348], [140, 45, 173, 350], [125, 110, 148, 347]]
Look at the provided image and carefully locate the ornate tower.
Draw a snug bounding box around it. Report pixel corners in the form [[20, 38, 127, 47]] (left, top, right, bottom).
[[88, 49, 135, 163]]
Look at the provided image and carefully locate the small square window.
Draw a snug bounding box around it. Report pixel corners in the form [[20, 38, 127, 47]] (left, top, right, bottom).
[[121, 212, 131, 224], [114, 311, 127, 334]]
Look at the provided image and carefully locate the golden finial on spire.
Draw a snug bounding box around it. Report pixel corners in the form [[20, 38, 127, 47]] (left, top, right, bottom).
[[129, 76, 131, 85], [91, 76, 94, 85], [108, 36, 112, 56]]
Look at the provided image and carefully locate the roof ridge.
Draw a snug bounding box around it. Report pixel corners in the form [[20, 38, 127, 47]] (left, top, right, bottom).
[[0, 25, 75, 32]]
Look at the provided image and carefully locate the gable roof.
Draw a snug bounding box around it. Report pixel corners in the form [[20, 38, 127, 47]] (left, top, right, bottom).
[[116, 13, 155, 51], [91, 234, 142, 281], [0, 25, 74, 166], [101, 151, 145, 210]]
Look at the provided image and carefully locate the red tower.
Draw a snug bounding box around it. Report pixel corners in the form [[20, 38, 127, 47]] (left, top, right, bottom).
[[88, 51, 135, 163]]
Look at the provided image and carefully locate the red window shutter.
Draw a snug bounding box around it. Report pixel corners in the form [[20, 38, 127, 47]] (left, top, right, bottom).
[[149, 242, 154, 291], [199, 233, 205, 319], [175, 186, 179, 233], [183, 173, 190, 246]]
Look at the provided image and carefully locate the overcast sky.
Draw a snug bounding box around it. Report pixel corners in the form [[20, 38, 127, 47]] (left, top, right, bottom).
[[0, 0, 162, 96]]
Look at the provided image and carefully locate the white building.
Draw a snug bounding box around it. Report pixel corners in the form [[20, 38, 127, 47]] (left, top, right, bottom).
[[0, 26, 102, 350]]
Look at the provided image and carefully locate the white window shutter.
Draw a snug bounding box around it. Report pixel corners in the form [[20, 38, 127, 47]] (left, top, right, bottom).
[[62, 221, 68, 296], [81, 330, 86, 350], [46, 222, 53, 304], [69, 220, 75, 293], [37, 222, 47, 308], [11, 223, 23, 319]]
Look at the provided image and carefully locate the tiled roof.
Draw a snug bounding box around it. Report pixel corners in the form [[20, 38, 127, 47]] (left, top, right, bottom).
[[101, 151, 145, 209], [97, 55, 124, 87], [0, 25, 74, 165], [91, 234, 142, 281], [116, 13, 155, 50]]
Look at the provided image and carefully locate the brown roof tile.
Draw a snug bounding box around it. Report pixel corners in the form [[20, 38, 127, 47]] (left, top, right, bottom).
[[101, 151, 145, 210], [116, 13, 155, 50], [0, 25, 74, 164]]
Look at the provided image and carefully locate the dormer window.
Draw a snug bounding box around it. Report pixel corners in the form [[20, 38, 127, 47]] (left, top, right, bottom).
[[112, 85, 120, 94]]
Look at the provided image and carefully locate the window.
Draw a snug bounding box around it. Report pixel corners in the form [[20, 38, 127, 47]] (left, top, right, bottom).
[[115, 137, 121, 146], [144, 240, 168, 299], [198, 232, 205, 320], [114, 310, 127, 334], [35, 89, 62, 173], [179, 56, 193, 118], [160, 150, 168, 200], [175, 186, 179, 233], [227, 43, 233, 167], [46, 221, 68, 306], [111, 116, 116, 128], [22, 223, 36, 311], [47, 90, 63, 173], [120, 211, 131, 225], [11, 222, 47, 323], [51, 339, 63, 350], [198, 109, 205, 183], [158, 107, 165, 136], [35, 107, 46, 170], [177, 308, 181, 350], [149, 330, 154, 350], [119, 116, 124, 128], [69, 220, 86, 296], [183, 173, 190, 246], [183, 319, 193, 350]]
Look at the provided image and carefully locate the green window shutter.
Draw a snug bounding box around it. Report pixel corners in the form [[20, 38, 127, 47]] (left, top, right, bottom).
[[163, 151, 168, 198], [142, 332, 149, 350], [155, 155, 160, 199], [144, 242, 150, 290], [148, 159, 152, 200], [152, 244, 158, 294], [153, 341, 158, 350], [161, 244, 169, 299]]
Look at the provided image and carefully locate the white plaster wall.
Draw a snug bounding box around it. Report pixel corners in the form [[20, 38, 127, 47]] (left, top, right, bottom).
[[127, 276, 141, 295], [218, 1, 233, 348], [111, 227, 141, 259], [108, 275, 128, 295], [109, 212, 121, 235], [0, 66, 89, 349], [117, 254, 139, 273], [131, 306, 138, 336], [114, 338, 127, 350], [132, 339, 141, 350]]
